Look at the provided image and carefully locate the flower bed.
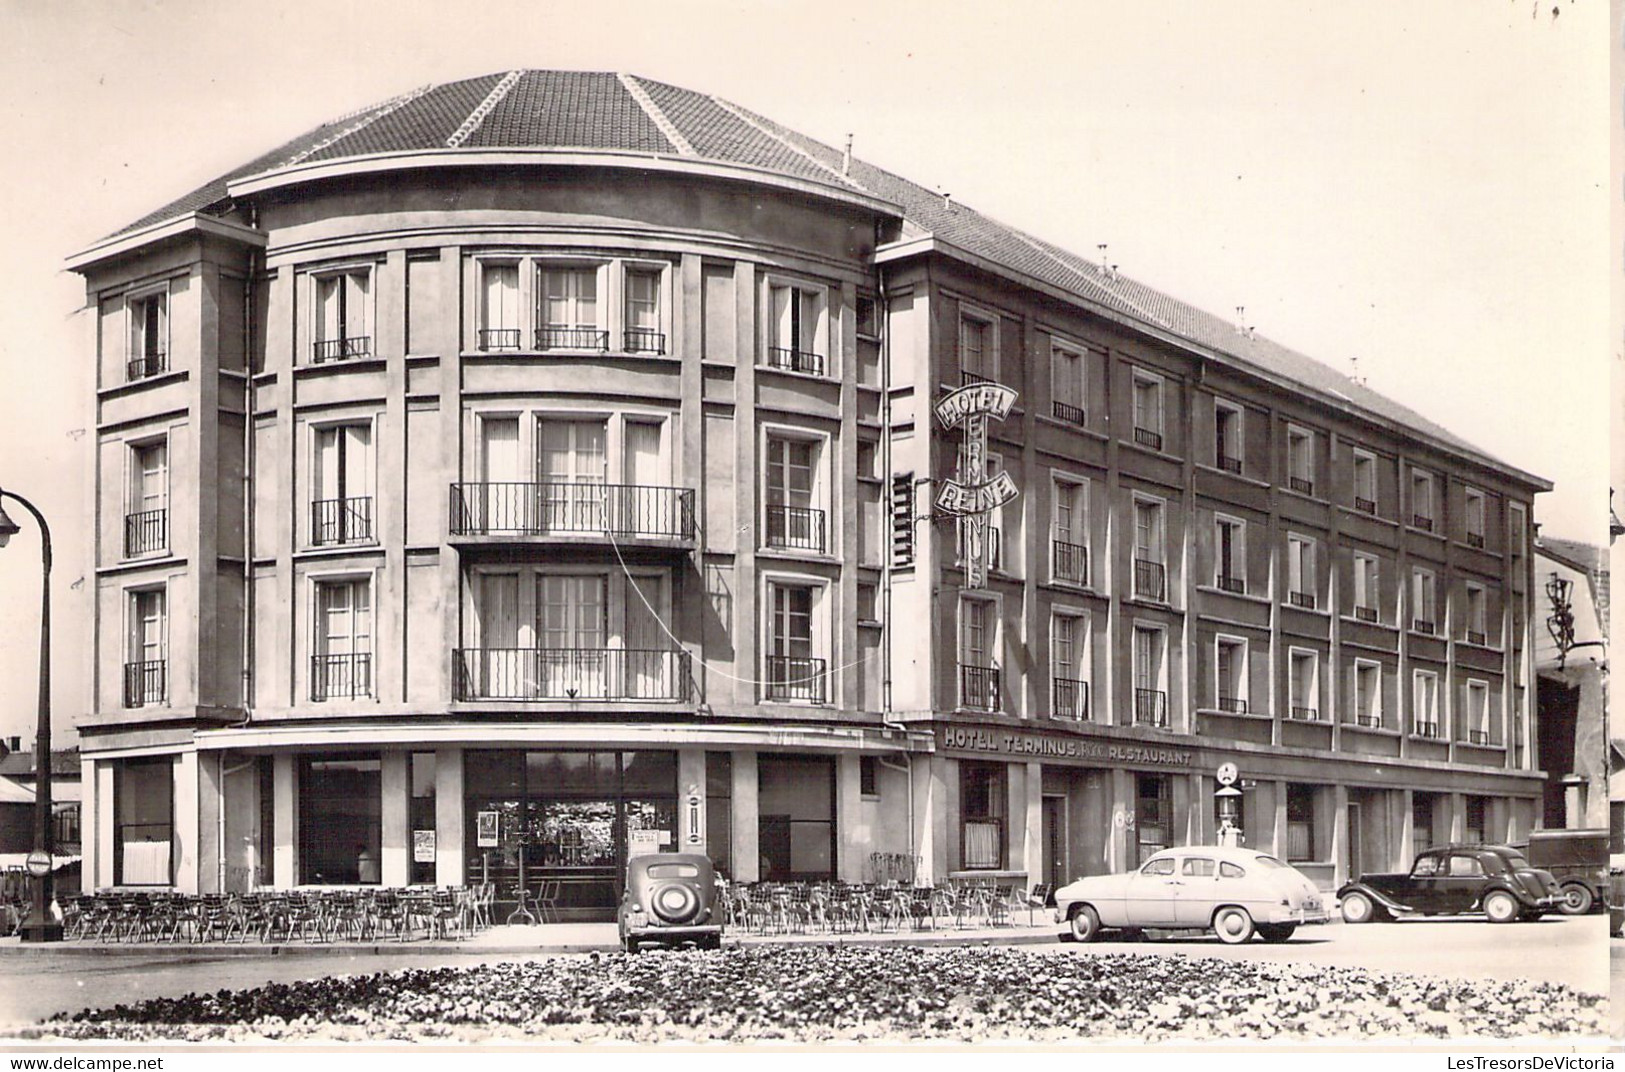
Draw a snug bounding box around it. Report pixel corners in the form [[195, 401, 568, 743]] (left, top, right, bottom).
[[31, 947, 1607, 1043]]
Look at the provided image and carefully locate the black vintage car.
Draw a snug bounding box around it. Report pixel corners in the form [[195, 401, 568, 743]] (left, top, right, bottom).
[[617, 852, 724, 952], [1336, 845, 1561, 924]]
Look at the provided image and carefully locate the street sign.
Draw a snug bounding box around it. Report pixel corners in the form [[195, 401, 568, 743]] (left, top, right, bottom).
[[24, 849, 51, 877]]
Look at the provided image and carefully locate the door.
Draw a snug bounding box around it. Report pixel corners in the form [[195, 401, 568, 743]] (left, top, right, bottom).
[[480, 417, 522, 531], [759, 816, 792, 881], [624, 574, 669, 699], [620, 421, 666, 534], [476, 573, 524, 698], [1123, 856, 1180, 926], [1042, 796, 1066, 892], [1174, 855, 1220, 926], [537, 419, 607, 531], [1347, 803, 1363, 880], [1439, 852, 1488, 913], [538, 575, 607, 698]]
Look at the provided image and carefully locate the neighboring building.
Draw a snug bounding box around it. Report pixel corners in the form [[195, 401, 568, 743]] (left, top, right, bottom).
[[65, 71, 1550, 915], [0, 743, 81, 853], [1532, 537, 1608, 829]]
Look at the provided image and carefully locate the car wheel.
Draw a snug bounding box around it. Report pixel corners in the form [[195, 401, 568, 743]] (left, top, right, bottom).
[[1557, 884, 1594, 916], [1341, 891, 1377, 924], [1483, 889, 1520, 924], [1068, 904, 1102, 943], [1212, 906, 1255, 944], [1256, 923, 1297, 943]]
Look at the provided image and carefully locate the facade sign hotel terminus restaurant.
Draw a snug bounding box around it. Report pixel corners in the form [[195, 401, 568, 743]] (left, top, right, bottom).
[[935, 380, 1020, 589]]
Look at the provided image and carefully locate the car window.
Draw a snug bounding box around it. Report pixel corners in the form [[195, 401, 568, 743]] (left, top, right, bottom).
[[1142, 858, 1175, 876], [1182, 858, 1216, 877], [1497, 853, 1529, 871], [1251, 855, 1286, 870], [1448, 855, 1485, 877], [1219, 861, 1246, 879], [1411, 856, 1442, 877], [646, 863, 700, 879]]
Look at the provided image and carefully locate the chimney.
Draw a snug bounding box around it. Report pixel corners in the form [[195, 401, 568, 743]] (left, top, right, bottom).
[[1235, 307, 1247, 335], [1098, 244, 1109, 273], [941, 189, 952, 211], [842, 134, 853, 177]]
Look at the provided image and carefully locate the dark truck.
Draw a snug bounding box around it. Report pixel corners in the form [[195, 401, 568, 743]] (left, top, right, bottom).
[[1515, 828, 1607, 915], [1337, 845, 1561, 924]]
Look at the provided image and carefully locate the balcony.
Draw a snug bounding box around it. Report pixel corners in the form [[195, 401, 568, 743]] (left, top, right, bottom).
[[449, 483, 695, 542], [1133, 427, 1163, 451], [1214, 696, 1249, 715], [1466, 532, 1485, 549], [1354, 605, 1379, 624], [1053, 677, 1090, 721], [1053, 400, 1086, 426], [1289, 590, 1317, 610], [1355, 496, 1377, 515], [1052, 540, 1089, 586], [311, 497, 373, 545], [1352, 714, 1383, 729], [127, 351, 168, 382], [1133, 688, 1168, 727], [453, 648, 692, 702], [1466, 729, 1491, 746], [312, 336, 372, 363], [1133, 558, 1166, 602], [1289, 476, 1314, 496], [1216, 574, 1245, 595], [764, 655, 827, 704], [1217, 454, 1242, 475], [536, 326, 609, 351], [766, 504, 827, 554], [477, 328, 521, 351], [123, 660, 166, 708], [767, 347, 825, 376], [310, 653, 372, 701], [959, 369, 994, 388], [624, 328, 666, 355], [960, 664, 1001, 712], [1412, 514, 1434, 533], [124, 509, 168, 558], [1412, 719, 1441, 739], [1288, 706, 1320, 722], [1412, 619, 1436, 635], [1466, 630, 1487, 646]]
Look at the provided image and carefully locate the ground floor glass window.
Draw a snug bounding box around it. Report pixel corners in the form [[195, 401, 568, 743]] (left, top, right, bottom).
[[298, 755, 382, 885], [115, 757, 173, 886]]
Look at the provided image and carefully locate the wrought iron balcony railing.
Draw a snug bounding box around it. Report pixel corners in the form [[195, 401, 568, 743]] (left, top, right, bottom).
[[960, 663, 1001, 712], [1052, 540, 1089, 586], [624, 328, 666, 355], [1466, 532, 1485, 549], [959, 369, 994, 388], [1133, 427, 1164, 451], [1288, 706, 1321, 722], [312, 336, 372, 363], [1412, 719, 1441, 739], [1354, 605, 1379, 623], [127, 352, 168, 382], [1053, 400, 1086, 426], [1217, 454, 1242, 474], [536, 326, 610, 351], [767, 347, 825, 376], [1354, 496, 1377, 515], [1352, 713, 1383, 729], [1214, 696, 1249, 715], [311, 497, 373, 545], [477, 328, 521, 351], [123, 660, 166, 708], [1053, 677, 1090, 721], [1466, 630, 1487, 646], [449, 483, 696, 540], [766, 504, 827, 553], [453, 647, 692, 702], [765, 655, 827, 704], [1412, 514, 1434, 532], [1466, 729, 1491, 745], [124, 509, 167, 558], [1133, 558, 1166, 602], [1412, 618, 1436, 635], [310, 652, 372, 701], [1289, 476, 1314, 496], [1289, 590, 1317, 610], [1216, 574, 1245, 595], [1134, 688, 1168, 727]]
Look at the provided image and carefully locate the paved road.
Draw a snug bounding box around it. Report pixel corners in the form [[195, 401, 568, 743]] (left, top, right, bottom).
[[0, 916, 1607, 1031]]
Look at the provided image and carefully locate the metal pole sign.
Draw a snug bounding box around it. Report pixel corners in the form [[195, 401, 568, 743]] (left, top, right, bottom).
[[934, 382, 1020, 589]]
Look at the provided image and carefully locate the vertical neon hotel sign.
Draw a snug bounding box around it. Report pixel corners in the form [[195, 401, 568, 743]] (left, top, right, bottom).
[[934, 381, 1020, 589]]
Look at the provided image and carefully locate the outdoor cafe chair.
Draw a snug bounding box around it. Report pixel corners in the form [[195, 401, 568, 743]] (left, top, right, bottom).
[[1023, 883, 1053, 925], [532, 880, 561, 925], [429, 888, 463, 940]]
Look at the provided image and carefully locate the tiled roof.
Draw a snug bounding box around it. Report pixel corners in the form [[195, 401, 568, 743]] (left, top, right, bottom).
[[0, 749, 80, 778], [95, 70, 1534, 478]]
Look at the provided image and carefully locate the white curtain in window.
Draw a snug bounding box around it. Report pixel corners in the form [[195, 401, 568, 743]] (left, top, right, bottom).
[[964, 821, 999, 869], [482, 264, 519, 331], [538, 420, 607, 530], [478, 573, 523, 698], [625, 574, 668, 697], [345, 272, 370, 340], [131, 442, 168, 514]]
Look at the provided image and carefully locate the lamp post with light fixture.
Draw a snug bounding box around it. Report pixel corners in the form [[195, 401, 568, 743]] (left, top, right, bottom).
[[0, 487, 62, 941]]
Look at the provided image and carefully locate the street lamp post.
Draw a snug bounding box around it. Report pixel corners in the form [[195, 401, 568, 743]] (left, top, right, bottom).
[[0, 487, 63, 941]]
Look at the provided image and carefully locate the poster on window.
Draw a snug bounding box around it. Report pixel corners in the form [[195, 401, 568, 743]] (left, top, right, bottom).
[[413, 829, 436, 863], [629, 829, 661, 857], [476, 810, 499, 847]]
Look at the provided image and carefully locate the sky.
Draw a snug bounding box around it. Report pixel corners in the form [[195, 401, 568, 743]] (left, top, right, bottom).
[[0, 0, 1610, 742]]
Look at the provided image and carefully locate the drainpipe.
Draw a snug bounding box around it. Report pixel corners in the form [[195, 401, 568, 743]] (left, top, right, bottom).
[[239, 205, 260, 724]]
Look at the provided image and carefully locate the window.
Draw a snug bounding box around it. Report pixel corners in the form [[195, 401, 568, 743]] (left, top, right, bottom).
[[1052, 613, 1089, 720], [624, 268, 664, 354], [1286, 785, 1316, 861], [858, 755, 879, 798], [770, 283, 827, 375], [1287, 534, 1316, 609], [1142, 857, 1175, 876], [706, 752, 733, 878], [1353, 660, 1382, 727], [537, 418, 609, 532], [127, 286, 168, 380], [1465, 680, 1491, 744], [125, 439, 169, 558], [1352, 450, 1378, 514], [1464, 797, 1487, 844], [1413, 795, 1436, 853], [298, 755, 382, 885], [1136, 775, 1170, 863], [855, 295, 879, 339], [1464, 488, 1486, 548], [1133, 498, 1166, 601], [538, 574, 608, 696], [1413, 670, 1440, 737], [961, 762, 1006, 869], [959, 597, 999, 711], [764, 434, 825, 553], [958, 311, 995, 383], [1509, 502, 1527, 559], [1132, 371, 1163, 450], [1411, 568, 1437, 633], [1052, 478, 1089, 585], [538, 265, 605, 350], [767, 582, 823, 703], [1411, 469, 1436, 531], [890, 473, 915, 567], [312, 423, 374, 545], [115, 757, 173, 886], [1286, 426, 1314, 496], [1214, 515, 1245, 593], [1465, 583, 1488, 645], [312, 578, 372, 701], [1289, 649, 1318, 720], [1132, 625, 1166, 726], [1052, 344, 1086, 424], [856, 582, 878, 623], [409, 752, 436, 885], [478, 261, 521, 350], [313, 268, 372, 362], [125, 587, 166, 707], [1215, 636, 1247, 714], [1353, 553, 1380, 622], [955, 450, 1009, 574], [1215, 400, 1243, 473]]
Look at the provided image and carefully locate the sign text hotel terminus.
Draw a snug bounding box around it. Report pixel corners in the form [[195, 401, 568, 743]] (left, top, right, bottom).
[[934, 381, 1020, 589]]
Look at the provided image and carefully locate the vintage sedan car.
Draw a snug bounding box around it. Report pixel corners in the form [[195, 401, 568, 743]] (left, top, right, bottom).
[[1053, 846, 1328, 944], [617, 852, 724, 952], [1336, 845, 1561, 924]]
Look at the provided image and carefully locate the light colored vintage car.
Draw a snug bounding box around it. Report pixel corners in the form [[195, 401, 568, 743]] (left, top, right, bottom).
[[1054, 845, 1328, 944]]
